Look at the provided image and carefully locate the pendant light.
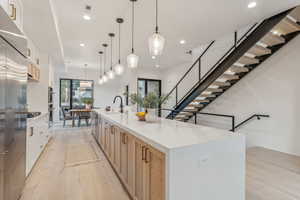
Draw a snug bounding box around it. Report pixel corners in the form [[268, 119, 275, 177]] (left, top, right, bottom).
[[148, 0, 165, 56], [127, 0, 139, 69], [108, 33, 115, 79], [114, 18, 125, 75], [98, 51, 104, 85], [102, 43, 108, 83]]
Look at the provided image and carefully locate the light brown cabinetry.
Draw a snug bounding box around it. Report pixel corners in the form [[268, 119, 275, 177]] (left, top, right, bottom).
[[98, 119, 165, 200], [28, 63, 40, 82]]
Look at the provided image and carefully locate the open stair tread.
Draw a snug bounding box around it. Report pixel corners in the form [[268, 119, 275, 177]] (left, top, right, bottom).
[[204, 88, 223, 93], [219, 74, 239, 81], [211, 81, 231, 87], [273, 17, 300, 36], [247, 45, 272, 56], [260, 32, 285, 47], [227, 66, 249, 73], [236, 56, 260, 65], [198, 93, 216, 98], [193, 99, 210, 103]]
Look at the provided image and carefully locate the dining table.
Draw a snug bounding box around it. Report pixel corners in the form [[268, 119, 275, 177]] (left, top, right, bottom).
[[69, 109, 92, 127]]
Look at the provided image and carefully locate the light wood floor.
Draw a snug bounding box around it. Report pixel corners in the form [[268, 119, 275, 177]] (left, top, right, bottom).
[[246, 147, 300, 200], [20, 128, 300, 200], [20, 128, 131, 200]]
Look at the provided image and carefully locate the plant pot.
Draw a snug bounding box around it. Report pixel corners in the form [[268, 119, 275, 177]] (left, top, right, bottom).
[[145, 108, 159, 122]]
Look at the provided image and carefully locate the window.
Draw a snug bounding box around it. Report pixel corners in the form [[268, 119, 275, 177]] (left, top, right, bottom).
[[59, 78, 94, 112]]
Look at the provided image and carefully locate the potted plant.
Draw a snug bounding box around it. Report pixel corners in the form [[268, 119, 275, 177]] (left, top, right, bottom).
[[82, 98, 93, 110], [129, 92, 169, 122]]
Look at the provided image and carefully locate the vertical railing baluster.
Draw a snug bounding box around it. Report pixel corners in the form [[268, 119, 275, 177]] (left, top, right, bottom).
[[234, 31, 237, 48], [175, 87, 178, 106], [198, 59, 201, 82]]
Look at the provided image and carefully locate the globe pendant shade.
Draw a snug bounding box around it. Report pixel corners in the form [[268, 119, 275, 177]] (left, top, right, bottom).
[[103, 74, 108, 83], [127, 53, 139, 68], [149, 33, 165, 56], [114, 63, 124, 75], [108, 70, 115, 79]]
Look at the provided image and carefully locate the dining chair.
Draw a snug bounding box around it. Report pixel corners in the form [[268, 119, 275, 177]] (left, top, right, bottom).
[[60, 107, 73, 127]]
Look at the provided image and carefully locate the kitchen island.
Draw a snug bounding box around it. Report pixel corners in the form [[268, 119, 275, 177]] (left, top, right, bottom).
[[92, 110, 245, 200]]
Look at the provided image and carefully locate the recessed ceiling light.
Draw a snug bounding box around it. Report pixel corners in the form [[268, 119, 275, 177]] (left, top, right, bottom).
[[180, 40, 186, 44], [152, 56, 156, 59], [80, 43, 85, 47], [155, 64, 160, 68], [83, 14, 91, 20], [248, 1, 257, 8]]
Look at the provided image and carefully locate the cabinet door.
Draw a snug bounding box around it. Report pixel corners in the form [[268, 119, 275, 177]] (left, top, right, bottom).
[[144, 147, 165, 200], [134, 139, 146, 200], [104, 122, 110, 153], [100, 119, 105, 147], [114, 127, 121, 172], [120, 132, 128, 183], [127, 134, 135, 195], [109, 126, 115, 162]]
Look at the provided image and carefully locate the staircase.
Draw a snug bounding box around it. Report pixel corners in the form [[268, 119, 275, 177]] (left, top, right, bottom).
[[161, 6, 300, 122]]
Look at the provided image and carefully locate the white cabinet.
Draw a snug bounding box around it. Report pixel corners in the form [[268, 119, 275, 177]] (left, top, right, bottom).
[[26, 114, 52, 176]]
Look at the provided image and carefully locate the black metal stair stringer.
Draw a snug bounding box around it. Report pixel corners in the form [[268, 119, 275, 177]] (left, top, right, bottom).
[[168, 8, 292, 119]]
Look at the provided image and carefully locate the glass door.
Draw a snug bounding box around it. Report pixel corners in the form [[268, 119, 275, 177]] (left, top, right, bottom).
[[137, 78, 161, 112]]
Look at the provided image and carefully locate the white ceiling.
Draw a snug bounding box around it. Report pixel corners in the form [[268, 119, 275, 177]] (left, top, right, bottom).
[[23, 0, 300, 70]]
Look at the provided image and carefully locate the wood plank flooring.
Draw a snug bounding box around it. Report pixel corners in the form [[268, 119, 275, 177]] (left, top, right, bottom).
[[20, 128, 131, 200], [246, 147, 300, 200], [20, 127, 300, 200]]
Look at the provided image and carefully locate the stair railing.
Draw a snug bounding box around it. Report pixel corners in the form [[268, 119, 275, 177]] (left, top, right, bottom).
[[160, 109, 270, 132], [160, 23, 259, 117], [234, 114, 270, 131]]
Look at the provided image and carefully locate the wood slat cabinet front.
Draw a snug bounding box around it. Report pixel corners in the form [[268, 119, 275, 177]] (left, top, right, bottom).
[[98, 118, 165, 200]]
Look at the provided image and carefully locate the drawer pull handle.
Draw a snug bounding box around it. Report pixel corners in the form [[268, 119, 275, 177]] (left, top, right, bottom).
[[145, 148, 151, 163], [30, 127, 34, 136], [142, 146, 146, 161], [10, 4, 16, 20]]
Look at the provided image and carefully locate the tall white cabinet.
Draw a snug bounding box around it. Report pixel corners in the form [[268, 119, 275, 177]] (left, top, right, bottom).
[[26, 114, 52, 176]]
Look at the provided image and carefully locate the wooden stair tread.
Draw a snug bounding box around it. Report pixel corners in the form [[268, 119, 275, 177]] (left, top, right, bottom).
[[189, 104, 204, 108], [211, 81, 231, 87], [219, 74, 239, 81], [273, 18, 300, 36], [198, 93, 216, 98], [193, 99, 210, 103], [247, 45, 272, 56], [227, 66, 249, 73], [260, 32, 285, 47], [236, 56, 260, 65], [289, 6, 300, 23], [204, 88, 223, 93]]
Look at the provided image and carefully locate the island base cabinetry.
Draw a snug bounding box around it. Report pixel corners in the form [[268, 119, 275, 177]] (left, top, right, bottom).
[[96, 118, 165, 200]]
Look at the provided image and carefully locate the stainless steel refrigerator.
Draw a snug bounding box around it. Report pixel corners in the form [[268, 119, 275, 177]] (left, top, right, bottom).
[[0, 6, 28, 200]]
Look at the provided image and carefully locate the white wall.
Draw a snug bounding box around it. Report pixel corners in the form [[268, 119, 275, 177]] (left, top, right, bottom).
[[27, 53, 49, 114], [195, 35, 300, 156]]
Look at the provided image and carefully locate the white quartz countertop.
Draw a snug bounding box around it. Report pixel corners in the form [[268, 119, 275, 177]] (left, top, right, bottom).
[[95, 110, 241, 153]]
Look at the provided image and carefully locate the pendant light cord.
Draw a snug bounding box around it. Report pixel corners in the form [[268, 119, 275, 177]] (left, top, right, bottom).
[[104, 46, 107, 74], [132, 1, 135, 53], [155, 0, 158, 33], [119, 23, 121, 64], [99, 54, 102, 77], [110, 36, 113, 70]]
